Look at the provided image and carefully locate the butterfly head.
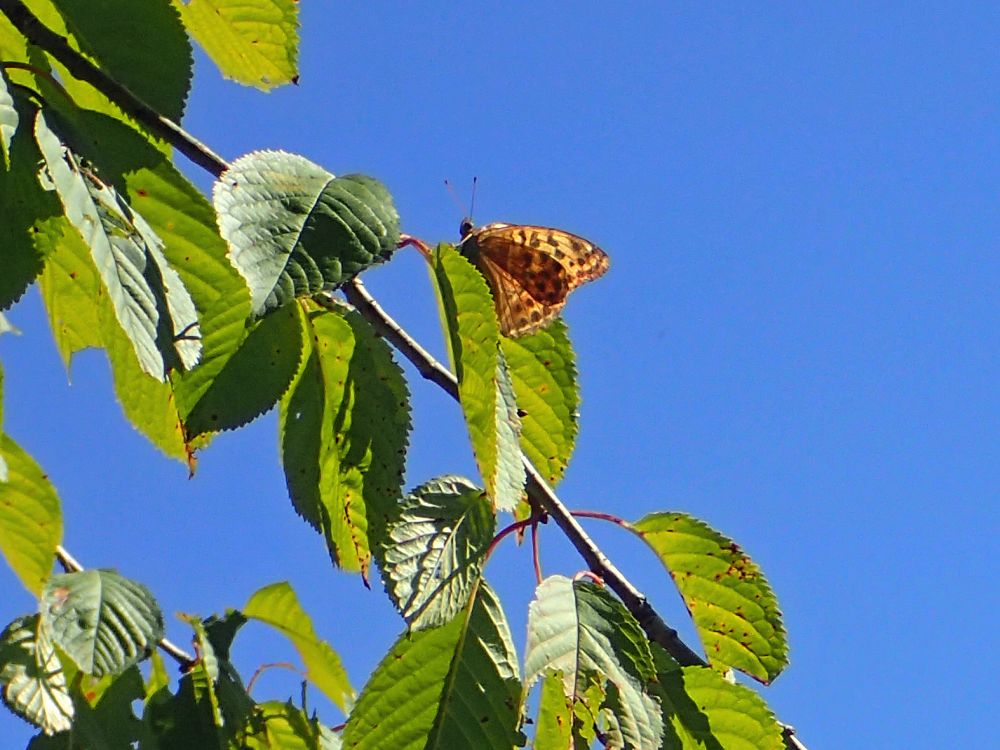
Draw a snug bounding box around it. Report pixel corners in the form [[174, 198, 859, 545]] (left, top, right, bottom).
[[459, 217, 475, 240]]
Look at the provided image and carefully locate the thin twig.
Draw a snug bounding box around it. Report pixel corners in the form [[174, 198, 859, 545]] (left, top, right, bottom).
[[4, 5, 808, 745], [55, 545, 197, 670], [245, 661, 304, 696]]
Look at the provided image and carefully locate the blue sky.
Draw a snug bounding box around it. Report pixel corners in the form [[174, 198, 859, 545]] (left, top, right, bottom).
[[2, 4, 998, 747]]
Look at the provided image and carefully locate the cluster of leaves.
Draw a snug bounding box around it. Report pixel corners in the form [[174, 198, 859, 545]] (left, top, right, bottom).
[[0, 1, 793, 748]]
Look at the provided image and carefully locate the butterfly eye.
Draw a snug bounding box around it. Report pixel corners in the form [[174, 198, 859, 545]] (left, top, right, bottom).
[[459, 218, 474, 239]]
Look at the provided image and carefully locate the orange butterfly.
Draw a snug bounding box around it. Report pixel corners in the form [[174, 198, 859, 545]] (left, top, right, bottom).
[[458, 218, 610, 338]]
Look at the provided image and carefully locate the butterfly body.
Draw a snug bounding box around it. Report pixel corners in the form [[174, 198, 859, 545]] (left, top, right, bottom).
[[459, 221, 610, 338]]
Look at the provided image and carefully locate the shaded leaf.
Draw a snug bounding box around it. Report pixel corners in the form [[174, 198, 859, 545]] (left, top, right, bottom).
[[69, 665, 145, 749], [41, 570, 163, 677], [55, 0, 192, 122], [650, 646, 784, 750], [244, 582, 352, 712], [214, 151, 399, 316], [501, 318, 579, 485], [343, 582, 521, 750], [431, 244, 526, 511], [34, 111, 202, 381], [524, 576, 662, 749], [175, 0, 300, 91], [0, 94, 59, 310], [0, 615, 73, 734], [279, 301, 410, 578], [631, 513, 787, 684], [382, 475, 495, 630], [185, 303, 304, 438], [0, 434, 62, 596]]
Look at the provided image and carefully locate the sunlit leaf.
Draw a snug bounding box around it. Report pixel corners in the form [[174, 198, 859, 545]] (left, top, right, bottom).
[[343, 582, 521, 749], [34, 111, 201, 381], [502, 318, 579, 486], [524, 576, 662, 749], [0, 435, 62, 596], [0, 67, 17, 166], [279, 301, 410, 578], [631, 513, 788, 683], [382, 475, 495, 629], [534, 669, 573, 750], [175, 0, 299, 91], [214, 151, 399, 317], [244, 582, 352, 712], [41, 570, 163, 677], [241, 700, 342, 750], [431, 244, 526, 511], [0, 615, 73, 735]]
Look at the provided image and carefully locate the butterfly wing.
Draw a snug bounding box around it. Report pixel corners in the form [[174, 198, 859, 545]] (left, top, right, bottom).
[[474, 223, 610, 292], [462, 222, 610, 337], [476, 253, 568, 337]]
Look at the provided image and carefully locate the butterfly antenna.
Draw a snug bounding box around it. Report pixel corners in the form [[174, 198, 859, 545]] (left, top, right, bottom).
[[469, 176, 478, 222], [444, 179, 467, 218]]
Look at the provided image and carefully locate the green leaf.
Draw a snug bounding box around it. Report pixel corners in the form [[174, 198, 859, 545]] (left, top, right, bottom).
[[0, 615, 74, 735], [0, 362, 5, 482], [279, 301, 410, 578], [0, 435, 62, 596], [0, 313, 17, 336], [343, 582, 521, 750], [69, 665, 145, 750], [34, 105, 252, 460], [534, 670, 573, 750], [38, 216, 108, 366], [214, 151, 399, 317], [241, 700, 341, 750], [175, 0, 300, 91], [524, 576, 663, 749], [382, 476, 495, 630], [202, 610, 255, 733], [177, 614, 225, 729], [631, 513, 788, 684], [0, 95, 60, 310], [431, 245, 526, 511], [34, 111, 202, 381], [501, 318, 579, 485], [139, 614, 241, 750], [40, 570, 164, 677], [0, 67, 16, 166], [36, 217, 190, 461], [244, 582, 353, 713], [144, 651, 169, 701], [651, 647, 784, 750], [184, 303, 304, 438], [54, 0, 192, 122]]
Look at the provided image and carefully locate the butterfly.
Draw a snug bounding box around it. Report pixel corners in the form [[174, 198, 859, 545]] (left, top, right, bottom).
[[458, 218, 610, 338]]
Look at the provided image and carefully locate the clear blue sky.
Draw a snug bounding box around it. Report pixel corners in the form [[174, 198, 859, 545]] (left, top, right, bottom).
[[2, 4, 998, 747]]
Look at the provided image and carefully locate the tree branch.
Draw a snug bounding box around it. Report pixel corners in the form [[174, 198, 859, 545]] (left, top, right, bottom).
[[0, 0, 228, 178], [55, 545, 196, 670], [3, 4, 807, 746]]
